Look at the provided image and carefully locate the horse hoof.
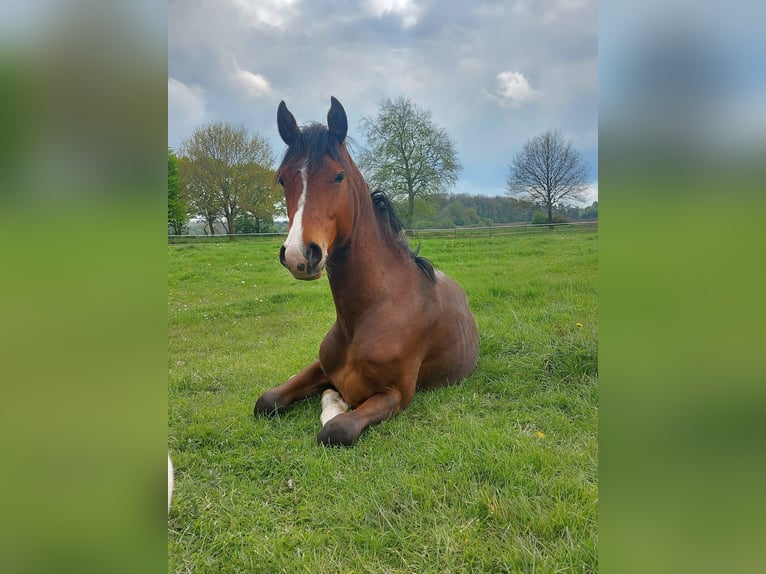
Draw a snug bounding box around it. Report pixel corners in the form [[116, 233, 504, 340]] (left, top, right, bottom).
[[317, 417, 358, 447], [254, 393, 281, 417]]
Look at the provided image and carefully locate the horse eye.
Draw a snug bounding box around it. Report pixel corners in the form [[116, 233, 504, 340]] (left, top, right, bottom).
[[278, 177, 285, 187], [334, 172, 346, 183]]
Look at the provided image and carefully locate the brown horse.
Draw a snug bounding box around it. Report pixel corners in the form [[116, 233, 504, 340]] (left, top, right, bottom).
[[254, 97, 479, 446]]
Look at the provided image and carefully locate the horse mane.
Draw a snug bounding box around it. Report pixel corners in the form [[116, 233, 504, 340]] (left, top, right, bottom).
[[279, 123, 350, 174], [370, 190, 436, 282]]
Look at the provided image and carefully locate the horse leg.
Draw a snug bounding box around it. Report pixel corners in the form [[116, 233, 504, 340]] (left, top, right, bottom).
[[254, 360, 329, 416], [320, 389, 349, 426], [316, 387, 405, 447]]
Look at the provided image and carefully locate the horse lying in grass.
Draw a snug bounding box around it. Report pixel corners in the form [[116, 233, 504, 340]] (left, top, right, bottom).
[[254, 97, 479, 446]]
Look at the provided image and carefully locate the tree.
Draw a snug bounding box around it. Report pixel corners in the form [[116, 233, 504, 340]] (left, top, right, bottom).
[[180, 122, 278, 236], [233, 211, 274, 234], [507, 130, 589, 224], [358, 96, 462, 229], [581, 200, 598, 219], [168, 148, 188, 235], [179, 155, 219, 234]]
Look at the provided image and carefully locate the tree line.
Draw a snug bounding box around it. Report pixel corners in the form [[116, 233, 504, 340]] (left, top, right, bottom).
[[169, 96, 594, 235], [397, 193, 596, 230]]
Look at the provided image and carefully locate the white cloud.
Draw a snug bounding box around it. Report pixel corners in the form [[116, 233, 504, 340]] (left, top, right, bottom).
[[168, 77, 209, 148], [236, 68, 272, 98], [366, 0, 422, 29], [542, 0, 590, 25], [230, 0, 298, 30], [581, 181, 598, 205], [168, 77, 206, 122], [227, 56, 272, 98], [484, 70, 539, 108], [571, 128, 598, 151]]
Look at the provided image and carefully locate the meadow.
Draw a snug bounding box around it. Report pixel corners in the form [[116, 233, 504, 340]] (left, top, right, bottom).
[[168, 229, 598, 573]]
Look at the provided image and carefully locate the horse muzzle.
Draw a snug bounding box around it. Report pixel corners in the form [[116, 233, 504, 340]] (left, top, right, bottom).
[[279, 241, 325, 280]]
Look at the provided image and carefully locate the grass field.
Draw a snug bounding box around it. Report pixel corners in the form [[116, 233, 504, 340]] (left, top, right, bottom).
[[168, 230, 598, 573]]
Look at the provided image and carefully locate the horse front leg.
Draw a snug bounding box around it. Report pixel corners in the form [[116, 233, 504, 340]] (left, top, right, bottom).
[[254, 360, 329, 417], [316, 387, 408, 447]]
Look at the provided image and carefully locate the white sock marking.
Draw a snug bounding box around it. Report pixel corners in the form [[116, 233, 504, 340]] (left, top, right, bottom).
[[320, 389, 349, 426]]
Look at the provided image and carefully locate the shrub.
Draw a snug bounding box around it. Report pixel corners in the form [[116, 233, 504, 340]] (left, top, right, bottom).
[[532, 211, 570, 224]]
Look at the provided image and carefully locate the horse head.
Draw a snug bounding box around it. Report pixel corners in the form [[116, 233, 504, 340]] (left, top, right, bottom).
[[276, 97, 358, 280]]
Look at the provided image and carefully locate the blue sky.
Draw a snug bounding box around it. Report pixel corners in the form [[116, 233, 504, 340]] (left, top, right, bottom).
[[169, 0, 598, 203]]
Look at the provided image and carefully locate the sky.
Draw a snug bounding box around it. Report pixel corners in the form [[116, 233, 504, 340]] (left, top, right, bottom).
[[169, 0, 598, 203]]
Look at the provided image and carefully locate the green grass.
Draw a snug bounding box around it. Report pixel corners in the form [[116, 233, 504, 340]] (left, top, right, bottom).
[[168, 230, 598, 573]]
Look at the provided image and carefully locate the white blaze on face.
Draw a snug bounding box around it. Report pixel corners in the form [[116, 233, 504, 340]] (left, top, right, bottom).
[[320, 389, 349, 426], [283, 163, 308, 258]]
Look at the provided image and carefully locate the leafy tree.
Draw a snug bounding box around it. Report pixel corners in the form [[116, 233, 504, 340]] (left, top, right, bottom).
[[581, 200, 598, 219], [507, 130, 589, 224], [179, 155, 219, 235], [167, 148, 188, 235], [394, 192, 544, 228], [243, 163, 281, 229], [180, 122, 279, 236], [233, 211, 274, 234], [358, 96, 462, 228]]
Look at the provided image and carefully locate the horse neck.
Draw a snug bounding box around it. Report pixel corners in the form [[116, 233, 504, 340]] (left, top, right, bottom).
[[327, 183, 403, 328]]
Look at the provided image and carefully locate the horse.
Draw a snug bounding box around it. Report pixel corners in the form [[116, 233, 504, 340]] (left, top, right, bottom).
[[254, 97, 479, 446]]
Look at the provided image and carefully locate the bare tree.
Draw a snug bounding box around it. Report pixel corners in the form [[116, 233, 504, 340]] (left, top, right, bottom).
[[507, 130, 589, 224], [180, 122, 278, 236], [359, 96, 461, 229]]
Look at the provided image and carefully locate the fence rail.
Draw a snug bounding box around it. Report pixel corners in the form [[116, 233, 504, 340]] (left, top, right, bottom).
[[168, 231, 283, 244], [409, 220, 597, 239], [168, 220, 597, 244]]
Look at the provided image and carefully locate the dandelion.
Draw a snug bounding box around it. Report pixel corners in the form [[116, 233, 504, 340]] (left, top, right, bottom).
[[536, 431, 545, 439], [576, 322, 583, 328]]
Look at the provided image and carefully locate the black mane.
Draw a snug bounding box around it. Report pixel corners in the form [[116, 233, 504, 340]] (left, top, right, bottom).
[[279, 123, 349, 173], [371, 190, 436, 282]]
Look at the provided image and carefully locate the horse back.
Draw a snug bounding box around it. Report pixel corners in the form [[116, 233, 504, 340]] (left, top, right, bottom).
[[415, 270, 479, 390]]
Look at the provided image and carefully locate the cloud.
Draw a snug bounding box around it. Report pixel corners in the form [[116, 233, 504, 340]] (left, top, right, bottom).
[[227, 56, 272, 98], [542, 0, 591, 25], [168, 76, 206, 124], [169, 1, 597, 195], [574, 128, 598, 151], [235, 68, 272, 98], [582, 180, 598, 205], [365, 0, 423, 29], [168, 77, 209, 148], [483, 70, 539, 108], [230, 0, 298, 30]]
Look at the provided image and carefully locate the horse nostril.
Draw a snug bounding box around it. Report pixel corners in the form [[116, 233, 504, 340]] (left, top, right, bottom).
[[306, 242, 323, 269], [279, 246, 287, 268]]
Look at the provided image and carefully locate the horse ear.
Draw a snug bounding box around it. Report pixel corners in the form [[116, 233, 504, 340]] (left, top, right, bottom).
[[277, 101, 300, 146], [327, 96, 347, 144]]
